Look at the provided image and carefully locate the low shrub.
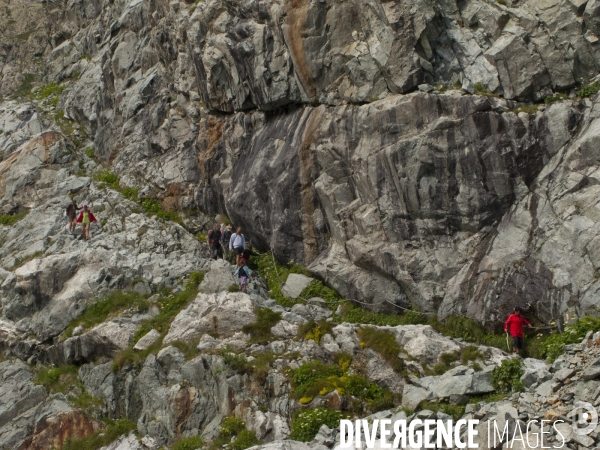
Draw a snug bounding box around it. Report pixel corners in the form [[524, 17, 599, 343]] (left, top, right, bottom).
[[492, 358, 524, 393], [297, 319, 334, 344], [172, 436, 204, 450], [577, 81, 600, 98], [544, 93, 567, 104], [358, 328, 404, 373], [0, 210, 29, 226], [209, 417, 259, 450], [289, 408, 345, 442], [538, 316, 600, 361], [93, 170, 119, 189]]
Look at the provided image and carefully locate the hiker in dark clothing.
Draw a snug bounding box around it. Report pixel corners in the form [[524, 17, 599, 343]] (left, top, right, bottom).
[[241, 243, 257, 265], [221, 225, 233, 260], [504, 307, 532, 356], [65, 199, 81, 234], [229, 227, 246, 265], [207, 224, 222, 260]]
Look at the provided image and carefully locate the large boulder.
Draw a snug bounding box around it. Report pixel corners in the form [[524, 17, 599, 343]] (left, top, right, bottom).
[[281, 274, 313, 299], [164, 292, 256, 343]]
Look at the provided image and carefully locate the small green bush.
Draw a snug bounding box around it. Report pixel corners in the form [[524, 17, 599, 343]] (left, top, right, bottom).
[[433, 351, 460, 375], [228, 284, 240, 292], [289, 408, 345, 442], [172, 436, 204, 450], [230, 429, 260, 450], [358, 328, 404, 373], [93, 170, 120, 189], [121, 187, 139, 202], [300, 280, 342, 307], [0, 210, 29, 226], [340, 302, 426, 327], [577, 81, 600, 98], [461, 345, 483, 364], [210, 417, 259, 450], [35, 365, 79, 393], [292, 361, 343, 399], [539, 316, 600, 361], [492, 358, 524, 393], [242, 308, 281, 343], [62, 419, 136, 450], [297, 319, 334, 343], [36, 83, 66, 100], [544, 93, 567, 104]]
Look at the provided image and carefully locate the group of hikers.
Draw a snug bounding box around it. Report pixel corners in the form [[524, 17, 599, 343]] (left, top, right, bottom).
[[64, 200, 536, 354], [207, 223, 256, 293], [65, 199, 98, 241]]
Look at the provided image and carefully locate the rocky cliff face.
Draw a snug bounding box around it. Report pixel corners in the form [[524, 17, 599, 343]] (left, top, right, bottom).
[[2, 0, 598, 325]]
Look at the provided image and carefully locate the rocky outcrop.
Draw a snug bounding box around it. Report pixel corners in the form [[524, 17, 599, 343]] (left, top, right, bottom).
[[0, 359, 103, 449]]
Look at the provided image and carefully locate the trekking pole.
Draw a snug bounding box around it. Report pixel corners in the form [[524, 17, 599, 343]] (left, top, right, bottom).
[[505, 332, 511, 352]]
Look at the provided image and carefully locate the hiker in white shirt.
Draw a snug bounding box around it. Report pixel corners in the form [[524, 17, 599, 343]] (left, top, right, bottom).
[[229, 227, 246, 265]]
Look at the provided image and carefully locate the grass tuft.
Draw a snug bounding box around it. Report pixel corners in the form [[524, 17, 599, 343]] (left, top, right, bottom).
[[62, 291, 149, 339], [172, 436, 204, 450], [358, 327, 404, 374], [62, 419, 136, 450], [242, 308, 281, 343], [0, 210, 29, 226]]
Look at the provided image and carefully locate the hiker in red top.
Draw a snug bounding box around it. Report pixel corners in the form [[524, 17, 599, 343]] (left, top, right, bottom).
[[75, 205, 98, 241], [504, 307, 532, 356]]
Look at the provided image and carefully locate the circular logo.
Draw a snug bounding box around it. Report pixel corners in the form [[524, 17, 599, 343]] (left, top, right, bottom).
[[568, 401, 598, 435]]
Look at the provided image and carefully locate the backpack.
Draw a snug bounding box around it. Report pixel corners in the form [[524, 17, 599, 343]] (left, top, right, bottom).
[[222, 230, 232, 243], [208, 229, 221, 243]]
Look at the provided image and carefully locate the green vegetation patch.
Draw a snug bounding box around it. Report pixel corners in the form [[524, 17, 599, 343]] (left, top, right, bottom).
[[62, 419, 136, 450], [172, 436, 204, 450], [339, 302, 426, 327], [0, 210, 29, 226], [208, 417, 260, 450], [538, 315, 600, 361], [297, 319, 334, 344], [289, 408, 346, 442], [35, 365, 102, 410], [291, 358, 393, 410], [358, 327, 404, 374], [113, 272, 204, 371], [36, 83, 67, 100], [62, 291, 149, 339], [577, 81, 600, 98], [300, 279, 343, 307], [253, 253, 310, 308], [219, 347, 278, 384], [474, 83, 498, 97], [544, 93, 567, 104], [492, 358, 524, 393], [242, 308, 282, 343], [93, 170, 120, 189]]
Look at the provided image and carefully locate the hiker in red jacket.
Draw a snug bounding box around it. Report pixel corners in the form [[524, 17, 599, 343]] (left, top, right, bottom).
[[75, 205, 98, 241], [504, 307, 532, 356]]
